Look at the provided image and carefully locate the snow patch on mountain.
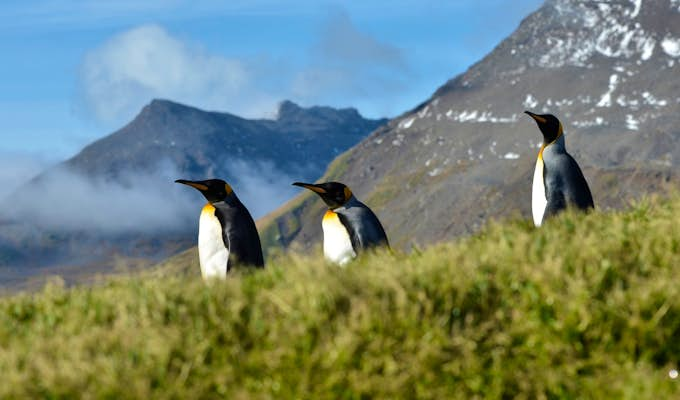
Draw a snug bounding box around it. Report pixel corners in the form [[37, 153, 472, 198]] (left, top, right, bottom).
[[532, 0, 667, 68], [417, 106, 431, 119], [572, 117, 606, 128], [445, 110, 518, 124], [523, 94, 539, 108], [630, 0, 642, 18], [640, 38, 656, 60], [661, 37, 680, 57], [641, 92, 668, 107], [671, 0, 680, 12], [597, 74, 619, 107], [399, 117, 415, 130], [616, 95, 639, 108]]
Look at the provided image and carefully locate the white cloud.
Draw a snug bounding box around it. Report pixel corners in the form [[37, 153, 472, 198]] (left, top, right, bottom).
[[79, 24, 278, 124], [0, 152, 54, 200], [315, 10, 407, 68], [224, 159, 301, 219], [0, 157, 302, 234], [2, 160, 195, 233], [292, 10, 411, 105], [78, 12, 411, 124]]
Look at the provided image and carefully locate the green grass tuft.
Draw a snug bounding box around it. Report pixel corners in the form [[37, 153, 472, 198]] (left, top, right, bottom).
[[1, 197, 680, 398]]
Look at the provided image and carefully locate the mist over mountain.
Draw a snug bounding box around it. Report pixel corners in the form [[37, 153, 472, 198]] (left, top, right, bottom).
[[0, 99, 386, 278], [260, 0, 680, 252]]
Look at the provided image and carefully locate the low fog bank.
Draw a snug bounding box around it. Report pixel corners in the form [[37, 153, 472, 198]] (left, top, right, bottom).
[[223, 159, 303, 219], [0, 152, 54, 201], [0, 158, 308, 235]]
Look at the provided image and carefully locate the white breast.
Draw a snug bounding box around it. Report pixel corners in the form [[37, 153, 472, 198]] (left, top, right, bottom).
[[322, 210, 356, 266], [532, 153, 547, 227], [198, 203, 229, 279]]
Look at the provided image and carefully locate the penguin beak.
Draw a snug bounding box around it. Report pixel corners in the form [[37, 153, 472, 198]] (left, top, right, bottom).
[[524, 110, 547, 124], [175, 179, 208, 192], [292, 182, 327, 194]]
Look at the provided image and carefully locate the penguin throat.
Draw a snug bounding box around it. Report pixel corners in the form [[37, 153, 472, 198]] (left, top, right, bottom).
[[329, 196, 356, 211], [543, 124, 564, 147], [545, 134, 566, 152], [211, 196, 238, 207]]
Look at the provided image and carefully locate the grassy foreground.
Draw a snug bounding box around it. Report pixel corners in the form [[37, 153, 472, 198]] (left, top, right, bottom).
[[1, 198, 680, 399]]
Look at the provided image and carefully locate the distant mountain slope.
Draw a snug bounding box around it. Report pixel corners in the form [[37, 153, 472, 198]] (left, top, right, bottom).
[[0, 100, 386, 274], [259, 0, 680, 252], [62, 99, 385, 181]]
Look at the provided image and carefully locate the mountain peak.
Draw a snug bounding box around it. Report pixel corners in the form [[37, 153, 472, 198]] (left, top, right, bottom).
[[276, 100, 365, 123], [276, 100, 303, 119], [512, 0, 679, 70], [144, 98, 196, 113], [131, 99, 209, 125], [149, 98, 177, 107]]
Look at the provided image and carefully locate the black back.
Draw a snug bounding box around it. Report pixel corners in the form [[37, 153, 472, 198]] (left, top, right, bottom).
[[335, 198, 389, 252], [214, 197, 264, 269], [543, 152, 594, 219]]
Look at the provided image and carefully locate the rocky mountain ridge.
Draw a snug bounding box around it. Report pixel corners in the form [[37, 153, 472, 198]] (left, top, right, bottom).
[[259, 0, 680, 252]]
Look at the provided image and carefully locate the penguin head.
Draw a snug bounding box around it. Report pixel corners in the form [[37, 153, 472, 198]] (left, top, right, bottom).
[[175, 179, 234, 203], [293, 181, 353, 209], [525, 111, 563, 145]]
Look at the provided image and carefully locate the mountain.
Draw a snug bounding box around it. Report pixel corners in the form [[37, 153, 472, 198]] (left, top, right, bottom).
[[0, 100, 386, 278], [259, 0, 680, 252], [62, 99, 386, 181]]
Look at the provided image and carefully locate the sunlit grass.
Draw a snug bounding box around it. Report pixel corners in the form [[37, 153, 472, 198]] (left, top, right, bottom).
[[1, 197, 679, 398]]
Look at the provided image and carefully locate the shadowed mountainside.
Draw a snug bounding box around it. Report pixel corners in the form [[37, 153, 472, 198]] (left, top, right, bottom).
[[258, 0, 680, 253]]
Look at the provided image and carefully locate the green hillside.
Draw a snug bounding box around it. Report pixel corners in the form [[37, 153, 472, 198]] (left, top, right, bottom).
[[1, 197, 679, 398]]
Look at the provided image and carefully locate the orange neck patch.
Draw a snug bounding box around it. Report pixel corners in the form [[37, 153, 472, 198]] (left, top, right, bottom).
[[202, 203, 216, 214], [323, 209, 337, 221]]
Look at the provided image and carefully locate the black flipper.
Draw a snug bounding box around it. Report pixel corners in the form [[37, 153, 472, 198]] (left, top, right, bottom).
[[214, 199, 265, 269], [336, 201, 389, 253], [542, 152, 594, 222]]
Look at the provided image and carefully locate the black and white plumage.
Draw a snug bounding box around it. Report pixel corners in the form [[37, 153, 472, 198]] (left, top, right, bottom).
[[293, 181, 389, 265], [525, 111, 594, 226], [176, 179, 264, 279]]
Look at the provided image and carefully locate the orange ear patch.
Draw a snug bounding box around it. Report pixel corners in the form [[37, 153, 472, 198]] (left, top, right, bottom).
[[224, 183, 233, 195], [343, 186, 353, 201]]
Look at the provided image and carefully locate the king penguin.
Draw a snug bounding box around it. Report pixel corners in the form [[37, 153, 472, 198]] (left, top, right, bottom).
[[525, 111, 594, 226], [293, 181, 389, 265], [176, 179, 264, 279]]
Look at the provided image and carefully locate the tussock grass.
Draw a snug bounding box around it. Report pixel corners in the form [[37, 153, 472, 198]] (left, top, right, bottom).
[[1, 197, 680, 398]]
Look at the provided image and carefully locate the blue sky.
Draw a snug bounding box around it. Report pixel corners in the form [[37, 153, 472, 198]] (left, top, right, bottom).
[[0, 0, 542, 170]]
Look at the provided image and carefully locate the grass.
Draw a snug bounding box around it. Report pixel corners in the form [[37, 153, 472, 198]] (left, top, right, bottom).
[[1, 197, 680, 398]]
